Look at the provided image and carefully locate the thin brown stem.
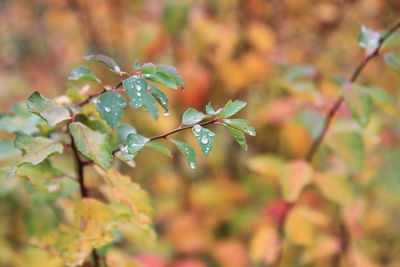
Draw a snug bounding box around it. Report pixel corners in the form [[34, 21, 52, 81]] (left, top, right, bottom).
[[306, 20, 400, 161], [275, 20, 400, 267]]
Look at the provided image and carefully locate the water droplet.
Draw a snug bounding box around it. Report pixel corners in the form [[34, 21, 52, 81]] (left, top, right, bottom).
[[137, 92, 141, 96], [105, 107, 111, 112], [136, 85, 141, 91], [163, 111, 170, 116], [46, 184, 59, 193], [93, 99, 99, 104], [201, 135, 208, 144], [193, 125, 201, 133], [121, 146, 128, 153], [189, 162, 196, 169]]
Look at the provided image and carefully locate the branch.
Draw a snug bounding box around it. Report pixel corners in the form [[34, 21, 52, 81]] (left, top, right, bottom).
[[306, 20, 400, 161], [77, 80, 123, 107], [149, 118, 220, 141]]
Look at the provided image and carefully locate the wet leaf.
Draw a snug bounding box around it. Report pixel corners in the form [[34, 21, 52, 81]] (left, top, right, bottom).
[[123, 76, 148, 109], [192, 124, 215, 156], [117, 125, 137, 144], [222, 119, 256, 136], [145, 142, 172, 157], [26, 92, 71, 127], [221, 100, 247, 118], [95, 91, 126, 128], [170, 139, 196, 169], [125, 133, 150, 159], [223, 124, 247, 151]]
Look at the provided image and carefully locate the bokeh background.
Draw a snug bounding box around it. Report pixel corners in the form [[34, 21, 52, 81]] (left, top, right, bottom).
[[1, 0, 400, 266]]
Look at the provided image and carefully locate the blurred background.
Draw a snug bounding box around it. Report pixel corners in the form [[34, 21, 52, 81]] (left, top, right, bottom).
[[1, 0, 400, 266]]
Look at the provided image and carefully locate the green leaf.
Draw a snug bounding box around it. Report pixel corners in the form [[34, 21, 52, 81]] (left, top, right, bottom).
[[0, 103, 43, 134], [384, 53, 400, 75], [148, 85, 169, 113], [223, 124, 247, 151], [66, 85, 86, 102], [222, 119, 256, 136], [83, 54, 121, 74], [145, 142, 172, 157], [192, 125, 215, 156], [15, 133, 63, 166], [69, 122, 113, 169], [123, 76, 148, 109], [117, 125, 137, 144], [125, 133, 150, 158], [141, 63, 156, 74], [221, 100, 247, 118], [69, 66, 101, 83], [155, 65, 185, 89], [145, 72, 177, 89], [170, 139, 196, 169], [95, 91, 126, 128], [182, 108, 205, 125], [364, 86, 393, 105], [358, 25, 380, 53], [342, 85, 372, 127], [143, 92, 159, 120], [17, 160, 63, 194], [26, 92, 71, 127], [0, 139, 21, 161], [381, 32, 400, 51], [327, 131, 365, 172]]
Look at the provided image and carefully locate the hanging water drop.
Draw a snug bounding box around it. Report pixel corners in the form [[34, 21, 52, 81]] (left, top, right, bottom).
[[193, 125, 201, 133], [105, 107, 111, 112], [136, 85, 141, 91], [163, 111, 170, 116], [201, 135, 208, 144], [189, 162, 196, 169], [137, 92, 141, 96]]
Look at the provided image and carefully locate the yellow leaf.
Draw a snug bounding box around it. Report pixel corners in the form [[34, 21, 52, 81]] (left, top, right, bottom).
[[105, 168, 153, 225], [74, 198, 117, 248], [250, 225, 281, 264], [314, 172, 354, 206], [247, 155, 284, 180], [280, 160, 313, 202]]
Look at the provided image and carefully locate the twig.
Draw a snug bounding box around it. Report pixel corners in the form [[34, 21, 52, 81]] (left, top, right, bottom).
[[275, 20, 400, 267]]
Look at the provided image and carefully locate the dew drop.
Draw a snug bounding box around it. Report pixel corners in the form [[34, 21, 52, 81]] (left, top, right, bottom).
[[201, 135, 208, 144], [163, 111, 170, 116], [105, 107, 111, 112], [136, 85, 141, 91], [189, 162, 196, 169], [193, 125, 201, 133], [137, 92, 142, 96]]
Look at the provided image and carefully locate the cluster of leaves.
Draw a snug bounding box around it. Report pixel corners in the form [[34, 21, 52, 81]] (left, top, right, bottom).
[[0, 54, 254, 266]]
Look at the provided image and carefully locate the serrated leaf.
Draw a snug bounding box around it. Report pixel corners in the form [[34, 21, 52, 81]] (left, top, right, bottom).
[[141, 63, 156, 74], [182, 108, 205, 125], [69, 122, 113, 169], [342, 84, 372, 127], [148, 85, 169, 113], [223, 124, 247, 151], [83, 54, 121, 73], [143, 91, 159, 120], [222, 119, 256, 136], [17, 160, 63, 194], [192, 124, 215, 156], [95, 91, 126, 128], [125, 133, 150, 158], [0, 104, 43, 135], [123, 76, 148, 109], [221, 100, 247, 118], [170, 139, 196, 169], [358, 25, 381, 55], [117, 125, 137, 144], [69, 66, 101, 83], [15, 133, 63, 166], [145, 142, 172, 157], [384, 53, 400, 75], [75, 198, 117, 248], [327, 131, 365, 172], [280, 160, 313, 202], [105, 168, 153, 224], [26, 92, 71, 127]]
